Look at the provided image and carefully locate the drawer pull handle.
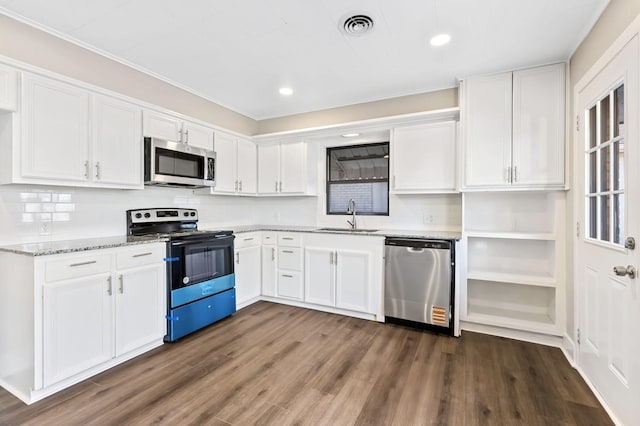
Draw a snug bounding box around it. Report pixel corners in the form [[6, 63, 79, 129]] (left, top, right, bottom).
[[282, 274, 293, 278], [282, 250, 294, 254], [244, 238, 254, 241], [132, 252, 152, 258], [282, 237, 293, 240], [70, 260, 97, 267], [118, 275, 124, 294]]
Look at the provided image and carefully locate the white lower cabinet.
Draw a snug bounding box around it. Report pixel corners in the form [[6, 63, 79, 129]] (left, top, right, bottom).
[[234, 233, 261, 307], [277, 233, 304, 300], [43, 273, 113, 388], [0, 243, 166, 404], [261, 233, 277, 297], [303, 234, 383, 316]]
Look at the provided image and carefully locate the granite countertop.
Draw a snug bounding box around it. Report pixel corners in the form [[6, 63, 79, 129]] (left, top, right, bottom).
[[0, 235, 167, 257], [218, 225, 461, 240]]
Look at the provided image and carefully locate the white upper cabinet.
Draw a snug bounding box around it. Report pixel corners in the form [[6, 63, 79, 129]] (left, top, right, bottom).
[[0, 63, 18, 111], [257, 140, 313, 195], [391, 121, 457, 193], [462, 63, 565, 190], [16, 73, 143, 189], [21, 73, 90, 183], [92, 94, 142, 187], [143, 110, 213, 150], [211, 131, 256, 195]]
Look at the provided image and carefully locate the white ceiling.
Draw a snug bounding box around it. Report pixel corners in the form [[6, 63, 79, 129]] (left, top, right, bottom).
[[0, 0, 608, 120]]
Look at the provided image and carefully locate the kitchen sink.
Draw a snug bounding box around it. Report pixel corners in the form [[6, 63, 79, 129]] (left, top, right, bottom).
[[317, 227, 379, 233]]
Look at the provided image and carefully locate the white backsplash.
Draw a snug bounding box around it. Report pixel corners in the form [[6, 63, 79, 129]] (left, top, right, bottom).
[[0, 185, 461, 245]]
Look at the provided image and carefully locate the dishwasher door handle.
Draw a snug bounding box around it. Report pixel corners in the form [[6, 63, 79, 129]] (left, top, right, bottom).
[[407, 247, 425, 253]]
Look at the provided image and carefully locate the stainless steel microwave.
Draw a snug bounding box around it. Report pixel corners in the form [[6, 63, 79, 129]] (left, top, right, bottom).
[[144, 137, 215, 188]]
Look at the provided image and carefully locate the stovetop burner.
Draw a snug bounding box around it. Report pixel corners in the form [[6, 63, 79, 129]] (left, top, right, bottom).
[[126, 208, 232, 240]]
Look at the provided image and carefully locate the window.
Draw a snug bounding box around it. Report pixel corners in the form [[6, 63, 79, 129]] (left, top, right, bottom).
[[326, 142, 389, 215]]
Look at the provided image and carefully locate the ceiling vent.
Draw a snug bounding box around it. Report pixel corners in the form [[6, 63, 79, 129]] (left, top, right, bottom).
[[342, 14, 374, 36]]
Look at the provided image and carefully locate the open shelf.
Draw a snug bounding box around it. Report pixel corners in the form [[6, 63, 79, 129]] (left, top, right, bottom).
[[466, 271, 556, 287], [465, 279, 558, 334], [467, 237, 555, 279]]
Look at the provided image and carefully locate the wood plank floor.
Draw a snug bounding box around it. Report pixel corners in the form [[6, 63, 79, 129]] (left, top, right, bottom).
[[0, 302, 613, 426]]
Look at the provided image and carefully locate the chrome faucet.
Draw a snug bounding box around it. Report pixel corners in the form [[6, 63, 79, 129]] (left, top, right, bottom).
[[346, 199, 357, 230]]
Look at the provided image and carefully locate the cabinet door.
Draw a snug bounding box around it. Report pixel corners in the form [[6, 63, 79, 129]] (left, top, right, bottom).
[[280, 141, 306, 193], [22, 74, 90, 182], [43, 274, 113, 387], [512, 64, 565, 187], [257, 144, 280, 194], [92, 94, 143, 188], [183, 120, 213, 150], [115, 264, 165, 356], [0, 63, 18, 111], [142, 110, 181, 142], [235, 246, 261, 306], [392, 122, 457, 193], [335, 249, 370, 313], [213, 131, 238, 193], [237, 138, 257, 194], [277, 270, 303, 300], [261, 245, 277, 297], [463, 72, 513, 188], [304, 247, 335, 307]]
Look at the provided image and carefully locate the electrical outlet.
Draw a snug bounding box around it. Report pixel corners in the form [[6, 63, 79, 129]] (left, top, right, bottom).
[[423, 213, 434, 224], [40, 221, 51, 235]]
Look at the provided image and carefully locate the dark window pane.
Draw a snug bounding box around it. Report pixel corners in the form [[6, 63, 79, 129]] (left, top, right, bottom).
[[614, 84, 624, 138], [600, 145, 610, 192], [589, 151, 597, 194], [614, 194, 624, 245], [328, 143, 389, 181], [589, 106, 597, 149], [613, 139, 624, 190], [600, 195, 610, 242], [588, 196, 597, 239], [600, 95, 611, 144], [327, 182, 388, 214]]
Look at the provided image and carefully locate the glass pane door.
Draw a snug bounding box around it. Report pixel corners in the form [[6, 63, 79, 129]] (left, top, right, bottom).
[[585, 83, 625, 244]]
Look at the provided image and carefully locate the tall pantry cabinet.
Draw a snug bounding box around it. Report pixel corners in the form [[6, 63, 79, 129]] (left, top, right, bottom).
[[459, 63, 567, 338]]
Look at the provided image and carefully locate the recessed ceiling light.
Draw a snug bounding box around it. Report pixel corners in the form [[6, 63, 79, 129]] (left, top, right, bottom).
[[279, 87, 293, 96], [430, 34, 451, 47], [341, 133, 360, 138]]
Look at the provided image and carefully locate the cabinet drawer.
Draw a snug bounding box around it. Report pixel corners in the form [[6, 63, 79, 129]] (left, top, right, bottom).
[[235, 233, 260, 248], [262, 232, 277, 245], [277, 271, 303, 300], [278, 233, 302, 247], [116, 245, 165, 270], [278, 247, 302, 270], [45, 254, 112, 282]]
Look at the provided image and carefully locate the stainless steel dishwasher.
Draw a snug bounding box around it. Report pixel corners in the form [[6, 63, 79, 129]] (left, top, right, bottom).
[[384, 237, 455, 335]]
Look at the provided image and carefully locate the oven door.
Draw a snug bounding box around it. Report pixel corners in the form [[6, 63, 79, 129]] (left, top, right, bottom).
[[168, 235, 234, 308]]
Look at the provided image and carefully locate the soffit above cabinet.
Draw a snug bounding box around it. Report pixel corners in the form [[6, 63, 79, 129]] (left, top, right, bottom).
[[0, 0, 607, 120]]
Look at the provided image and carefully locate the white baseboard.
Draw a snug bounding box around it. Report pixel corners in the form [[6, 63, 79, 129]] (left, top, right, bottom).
[[561, 333, 576, 367], [460, 321, 564, 348], [573, 364, 622, 426]]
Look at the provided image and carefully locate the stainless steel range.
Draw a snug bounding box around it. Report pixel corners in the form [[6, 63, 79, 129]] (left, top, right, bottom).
[[126, 208, 235, 342]]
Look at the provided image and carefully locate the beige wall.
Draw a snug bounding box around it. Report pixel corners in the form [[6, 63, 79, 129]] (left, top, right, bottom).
[[256, 88, 458, 134], [0, 14, 258, 135], [565, 0, 640, 341]]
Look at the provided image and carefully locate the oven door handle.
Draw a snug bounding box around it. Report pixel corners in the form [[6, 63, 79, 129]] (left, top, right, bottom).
[[170, 240, 232, 247]]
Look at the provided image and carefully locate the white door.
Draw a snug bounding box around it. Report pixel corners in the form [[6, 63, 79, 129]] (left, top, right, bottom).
[[304, 247, 335, 307], [235, 246, 261, 306], [462, 72, 512, 188], [92, 94, 143, 187], [335, 249, 370, 313], [575, 35, 640, 426], [257, 144, 280, 194], [280, 141, 305, 193], [213, 132, 238, 193], [237, 138, 257, 194], [261, 245, 277, 297], [21, 73, 90, 182], [512, 63, 565, 187], [114, 264, 165, 356], [43, 274, 113, 387], [182, 120, 213, 150]]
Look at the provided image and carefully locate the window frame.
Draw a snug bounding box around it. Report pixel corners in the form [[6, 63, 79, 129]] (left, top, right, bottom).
[[325, 141, 390, 216]]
